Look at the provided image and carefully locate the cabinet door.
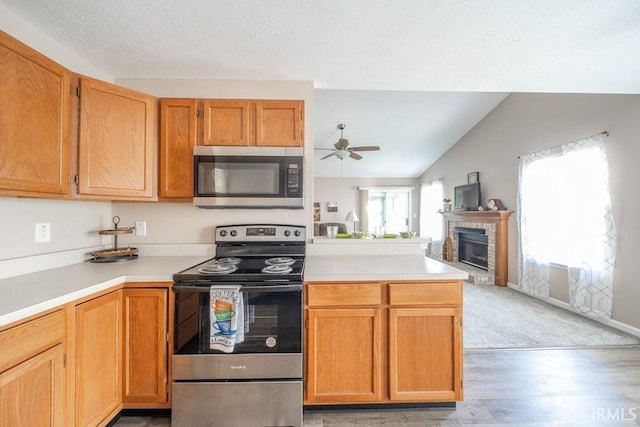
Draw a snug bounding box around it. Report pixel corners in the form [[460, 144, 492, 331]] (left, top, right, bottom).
[[202, 100, 250, 146], [78, 77, 155, 199], [389, 307, 462, 401], [122, 288, 168, 406], [75, 291, 122, 427], [0, 344, 65, 427], [306, 308, 382, 403], [159, 99, 197, 198], [0, 30, 71, 197], [255, 100, 304, 147]]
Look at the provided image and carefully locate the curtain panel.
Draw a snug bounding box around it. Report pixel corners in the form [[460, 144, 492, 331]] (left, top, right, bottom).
[[518, 133, 615, 318]]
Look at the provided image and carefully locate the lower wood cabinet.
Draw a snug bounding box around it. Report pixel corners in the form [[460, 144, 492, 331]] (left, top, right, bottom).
[[389, 307, 462, 401], [0, 310, 66, 427], [305, 281, 463, 405], [122, 287, 169, 407], [0, 282, 172, 427], [306, 308, 382, 403], [75, 290, 122, 427]]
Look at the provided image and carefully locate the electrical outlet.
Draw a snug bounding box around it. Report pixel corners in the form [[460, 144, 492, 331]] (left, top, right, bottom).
[[35, 223, 51, 243], [135, 221, 147, 236]]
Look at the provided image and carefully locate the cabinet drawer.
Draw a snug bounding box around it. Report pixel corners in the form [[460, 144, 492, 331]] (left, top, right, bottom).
[[0, 310, 65, 372], [389, 282, 462, 306], [307, 283, 381, 307]]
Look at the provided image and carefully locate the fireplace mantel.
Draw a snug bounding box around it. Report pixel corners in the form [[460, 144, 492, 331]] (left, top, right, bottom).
[[441, 210, 513, 223], [440, 210, 513, 286]]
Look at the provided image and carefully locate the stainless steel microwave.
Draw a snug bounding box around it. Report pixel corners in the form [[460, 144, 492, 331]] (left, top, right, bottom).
[[193, 146, 303, 209]]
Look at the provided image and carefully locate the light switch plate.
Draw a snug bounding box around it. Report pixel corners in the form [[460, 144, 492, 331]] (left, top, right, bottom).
[[35, 223, 51, 243]]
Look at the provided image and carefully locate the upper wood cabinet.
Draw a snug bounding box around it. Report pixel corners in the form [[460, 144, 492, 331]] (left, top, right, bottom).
[[77, 77, 156, 199], [202, 99, 250, 146], [159, 99, 198, 198], [0, 30, 71, 198], [201, 99, 304, 147], [255, 100, 304, 147]]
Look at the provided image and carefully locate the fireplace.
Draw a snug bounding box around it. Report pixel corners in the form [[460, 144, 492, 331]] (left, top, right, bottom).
[[440, 210, 513, 286], [454, 227, 489, 270]]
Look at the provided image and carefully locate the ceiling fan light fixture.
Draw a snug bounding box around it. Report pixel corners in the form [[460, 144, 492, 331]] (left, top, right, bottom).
[[334, 149, 349, 159]]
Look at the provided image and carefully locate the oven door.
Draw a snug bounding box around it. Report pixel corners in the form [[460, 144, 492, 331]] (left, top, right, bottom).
[[173, 282, 302, 355]]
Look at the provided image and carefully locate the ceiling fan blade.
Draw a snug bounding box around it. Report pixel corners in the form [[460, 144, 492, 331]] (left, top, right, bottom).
[[349, 151, 363, 160], [320, 152, 336, 160], [349, 146, 380, 152], [335, 138, 349, 149], [314, 147, 335, 151]]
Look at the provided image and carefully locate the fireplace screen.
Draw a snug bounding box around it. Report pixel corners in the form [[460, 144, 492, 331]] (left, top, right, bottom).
[[454, 227, 489, 270]]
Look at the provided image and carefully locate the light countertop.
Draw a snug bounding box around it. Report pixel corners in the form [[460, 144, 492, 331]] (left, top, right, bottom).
[[311, 237, 431, 244], [0, 256, 210, 328], [1, 253, 467, 328], [304, 254, 468, 282]]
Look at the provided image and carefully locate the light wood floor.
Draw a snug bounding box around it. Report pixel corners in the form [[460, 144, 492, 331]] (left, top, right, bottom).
[[114, 346, 640, 426]]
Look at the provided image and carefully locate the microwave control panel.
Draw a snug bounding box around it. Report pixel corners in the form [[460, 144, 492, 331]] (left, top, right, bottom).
[[286, 164, 302, 196]]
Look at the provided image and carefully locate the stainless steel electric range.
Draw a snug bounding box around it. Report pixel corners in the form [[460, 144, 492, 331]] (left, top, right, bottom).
[[172, 224, 305, 427]]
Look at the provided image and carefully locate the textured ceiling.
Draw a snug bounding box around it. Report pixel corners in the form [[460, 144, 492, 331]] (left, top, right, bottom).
[[2, 0, 639, 177]]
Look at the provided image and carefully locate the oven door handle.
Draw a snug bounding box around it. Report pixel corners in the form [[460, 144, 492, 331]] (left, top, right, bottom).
[[172, 283, 303, 293]]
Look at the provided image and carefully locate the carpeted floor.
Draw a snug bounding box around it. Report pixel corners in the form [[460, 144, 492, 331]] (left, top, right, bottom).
[[463, 281, 640, 349]]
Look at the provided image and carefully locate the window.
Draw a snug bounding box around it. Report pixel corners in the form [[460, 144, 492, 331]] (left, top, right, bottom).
[[519, 141, 613, 268], [359, 188, 412, 235], [519, 133, 615, 318], [420, 180, 443, 240]]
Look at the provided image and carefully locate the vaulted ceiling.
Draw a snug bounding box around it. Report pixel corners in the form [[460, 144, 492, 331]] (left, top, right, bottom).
[[2, 0, 638, 177]]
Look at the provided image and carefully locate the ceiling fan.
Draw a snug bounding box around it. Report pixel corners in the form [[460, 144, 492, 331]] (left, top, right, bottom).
[[316, 124, 380, 160]]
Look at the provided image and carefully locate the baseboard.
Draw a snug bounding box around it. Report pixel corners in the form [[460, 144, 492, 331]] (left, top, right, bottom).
[[506, 282, 640, 338]]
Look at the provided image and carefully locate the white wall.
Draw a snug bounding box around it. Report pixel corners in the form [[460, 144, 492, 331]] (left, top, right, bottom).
[[0, 198, 112, 261], [420, 93, 640, 329]]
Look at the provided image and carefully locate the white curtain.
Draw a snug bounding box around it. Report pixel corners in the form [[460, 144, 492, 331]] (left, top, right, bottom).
[[518, 134, 615, 318], [420, 180, 443, 258]]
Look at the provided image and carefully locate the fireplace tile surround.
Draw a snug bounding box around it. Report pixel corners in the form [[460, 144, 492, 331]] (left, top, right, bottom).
[[441, 210, 513, 286]]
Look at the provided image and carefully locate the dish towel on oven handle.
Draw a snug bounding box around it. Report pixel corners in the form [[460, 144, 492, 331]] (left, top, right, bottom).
[[210, 286, 244, 353]]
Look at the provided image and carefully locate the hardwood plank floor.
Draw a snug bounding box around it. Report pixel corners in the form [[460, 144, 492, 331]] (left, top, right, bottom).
[[114, 346, 640, 426]]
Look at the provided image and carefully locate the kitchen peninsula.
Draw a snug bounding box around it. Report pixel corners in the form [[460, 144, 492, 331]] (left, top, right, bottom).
[[304, 254, 467, 405], [308, 237, 432, 256]]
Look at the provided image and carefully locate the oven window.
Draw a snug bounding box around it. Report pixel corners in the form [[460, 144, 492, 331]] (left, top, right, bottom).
[[198, 161, 280, 195], [174, 288, 302, 354]]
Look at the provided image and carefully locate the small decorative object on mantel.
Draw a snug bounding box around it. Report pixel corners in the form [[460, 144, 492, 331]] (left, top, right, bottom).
[[467, 171, 479, 184], [443, 198, 452, 212], [486, 198, 505, 211]]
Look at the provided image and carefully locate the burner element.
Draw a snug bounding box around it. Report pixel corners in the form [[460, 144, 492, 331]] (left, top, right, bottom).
[[198, 263, 238, 274], [216, 257, 242, 264], [262, 264, 293, 274], [265, 257, 295, 266]]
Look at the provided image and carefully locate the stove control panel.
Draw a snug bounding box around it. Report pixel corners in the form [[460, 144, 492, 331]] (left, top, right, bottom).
[[215, 224, 306, 243]]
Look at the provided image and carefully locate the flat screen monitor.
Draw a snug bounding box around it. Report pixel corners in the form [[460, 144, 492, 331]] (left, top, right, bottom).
[[454, 182, 481, 210]]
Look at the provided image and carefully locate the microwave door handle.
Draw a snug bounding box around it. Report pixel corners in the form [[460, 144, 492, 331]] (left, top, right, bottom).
[[172, 284, 302, 293]]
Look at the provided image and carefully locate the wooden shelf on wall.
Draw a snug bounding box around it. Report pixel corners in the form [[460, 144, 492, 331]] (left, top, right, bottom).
[[440, 210, 513, 286]]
